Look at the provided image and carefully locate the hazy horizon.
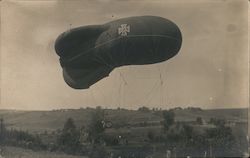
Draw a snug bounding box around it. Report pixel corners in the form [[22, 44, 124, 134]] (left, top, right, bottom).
[[0, 105, 248, 112], [1, 0, 249, 110]]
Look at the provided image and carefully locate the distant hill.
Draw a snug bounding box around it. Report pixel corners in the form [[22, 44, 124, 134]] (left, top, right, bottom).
[[0, 107, 247, 133]]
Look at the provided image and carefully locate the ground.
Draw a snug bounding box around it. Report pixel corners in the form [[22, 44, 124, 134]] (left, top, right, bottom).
[[0, 146, 87, 158]]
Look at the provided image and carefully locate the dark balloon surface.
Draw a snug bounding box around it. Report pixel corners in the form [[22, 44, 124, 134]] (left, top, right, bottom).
[[55, 16, 182, 89]]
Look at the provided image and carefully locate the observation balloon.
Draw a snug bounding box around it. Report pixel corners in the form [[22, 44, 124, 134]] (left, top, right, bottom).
[[54, 16, 182, 89]]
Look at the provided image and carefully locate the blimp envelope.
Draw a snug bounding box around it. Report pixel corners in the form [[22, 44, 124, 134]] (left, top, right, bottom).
[[54, 16, 182, 89]]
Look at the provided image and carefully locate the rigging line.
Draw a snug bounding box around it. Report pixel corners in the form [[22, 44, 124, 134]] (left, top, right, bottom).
[[157, 64, 166, 106], [162, 76, 166, 106], [96, 84, 108, 106], [118, 73, 123, 107], [163, 63, 169, 106], [140, 79, 160, 106], [157, 65, 164, 106], [90, 88, 97, 106], [119, 70, 128, 106], [159, 72, 163, 85], [164, 69, 168, 106], [110, 72, 118, 106], [112, 72, 120, 106], [120, 72, 128, 85], [144, 81, 162, 106]]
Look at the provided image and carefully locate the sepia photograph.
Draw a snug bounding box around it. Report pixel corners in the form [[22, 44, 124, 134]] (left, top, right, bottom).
[[0, 0, 249, 158]]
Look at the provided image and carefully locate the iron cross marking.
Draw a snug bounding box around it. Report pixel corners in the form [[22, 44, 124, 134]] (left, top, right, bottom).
[[118, 24, 130, 36]]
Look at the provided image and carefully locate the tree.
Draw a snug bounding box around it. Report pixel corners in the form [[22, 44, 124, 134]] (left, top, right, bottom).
[[138, 106, 150, 112], [205, 125, 237, 157], [57, 118, 80, 154], [88, 107, 105, 144], [196, 117, 203, 125], [0, 118, 7, 144], [147, 131, 155, 142], [89, 145, 108, 158], [209, 118, 226, 127], [162, 110, 175, 131]]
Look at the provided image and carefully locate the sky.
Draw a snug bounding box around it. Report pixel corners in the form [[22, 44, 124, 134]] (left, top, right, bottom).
[[0, 0, 249, 110]]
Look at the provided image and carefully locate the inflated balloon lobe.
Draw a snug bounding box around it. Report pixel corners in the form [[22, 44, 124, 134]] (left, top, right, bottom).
[[54, 16, 182, 89]]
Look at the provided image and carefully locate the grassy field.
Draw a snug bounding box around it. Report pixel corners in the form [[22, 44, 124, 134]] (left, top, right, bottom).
[[0, 108, 247, 134], [0, 146, 87, 158]]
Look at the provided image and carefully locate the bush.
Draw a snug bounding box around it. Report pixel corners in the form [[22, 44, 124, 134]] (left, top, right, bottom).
[[138, 106, 150, 112], [147, 131, 155, 141], [57, 118, 81, 154], [162, 110, 175, 131], [87, 108, 105, 144], [209, 118, 226, 127], [196, 117, 203, 125], [89, 145, 108, 158]]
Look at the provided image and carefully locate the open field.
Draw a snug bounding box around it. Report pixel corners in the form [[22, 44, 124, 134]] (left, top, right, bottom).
[[0, 108, 247, 133], [0, 146, 87, 158]]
